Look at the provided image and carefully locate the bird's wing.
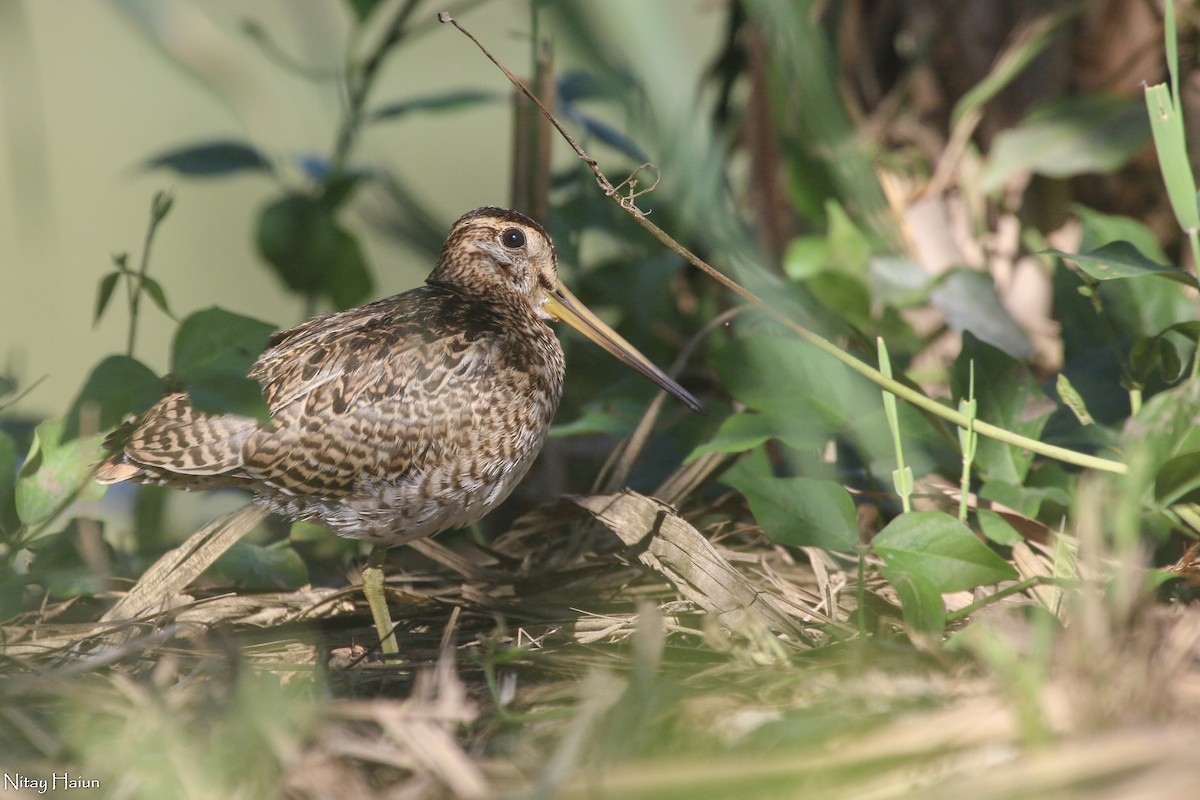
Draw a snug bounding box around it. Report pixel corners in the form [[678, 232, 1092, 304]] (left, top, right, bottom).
[[238, 291, 496, 497]]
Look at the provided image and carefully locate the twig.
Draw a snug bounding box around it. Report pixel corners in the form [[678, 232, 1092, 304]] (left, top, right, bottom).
[[438, 11, 1128, 476]]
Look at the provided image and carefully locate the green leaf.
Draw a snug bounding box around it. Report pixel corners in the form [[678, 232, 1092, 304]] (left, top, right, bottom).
[[951, 333, 1053, 484], [874, 511, 1017, 593], [982, 94, 1148, 191], [931, 270, 1032, 359], [889, 570, 946, 635], [210, 541, 308, 590], [1154, 450, 1200, 506], [371, 90, 501, 121], [1046, 241, 1199, 289], [1145, 82, 1200, 232], [143, 140, 272, 177], [171, 308, 275, 419], [979, 480, 1070, 520], [976, 509, 1023, 546], [64, 355, 164, 441], [256, 194, 374, 308], [1055, 373, 1093, 426], [15, 419, 107, 531], [1121, 377, 1200, 472], [326, 231, 373, 310], [139, 274, 175, 319], [710, 334, 940, 477], [727, 469, 858, 551], [343, 0, 385, 22], [782, 235, 830, 281], [94, 272, 120, 325], [686, 410, 828, 462], [0, 431, 19, 536], [549, 400, 643, 438]]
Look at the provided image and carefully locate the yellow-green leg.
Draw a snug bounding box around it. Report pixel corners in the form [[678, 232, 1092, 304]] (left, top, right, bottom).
[[362, 543, 399, 654]]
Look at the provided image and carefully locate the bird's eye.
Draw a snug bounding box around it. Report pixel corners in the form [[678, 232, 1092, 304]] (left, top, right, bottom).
[[500, 228, 526, 249]]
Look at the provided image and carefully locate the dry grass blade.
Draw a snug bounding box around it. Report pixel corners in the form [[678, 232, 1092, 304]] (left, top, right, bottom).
[[99, 503, 270, 626], [573, 490, 808, 658]]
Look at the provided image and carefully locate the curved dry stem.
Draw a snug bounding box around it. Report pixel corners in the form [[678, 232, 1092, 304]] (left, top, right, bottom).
[[439, 12, 1127, 476]]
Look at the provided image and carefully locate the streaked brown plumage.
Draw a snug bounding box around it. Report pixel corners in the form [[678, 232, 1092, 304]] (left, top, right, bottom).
[[96, 206, 703, 652]]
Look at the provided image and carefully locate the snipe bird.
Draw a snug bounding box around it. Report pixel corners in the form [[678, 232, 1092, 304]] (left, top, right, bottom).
[[96, 206, 704, 654]]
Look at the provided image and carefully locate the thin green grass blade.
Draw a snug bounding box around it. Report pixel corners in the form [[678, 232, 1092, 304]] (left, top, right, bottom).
[[1144, 83, 1200, 233]]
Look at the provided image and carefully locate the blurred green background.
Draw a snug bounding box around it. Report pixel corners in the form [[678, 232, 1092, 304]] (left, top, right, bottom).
[[0, 0, 722, 421]]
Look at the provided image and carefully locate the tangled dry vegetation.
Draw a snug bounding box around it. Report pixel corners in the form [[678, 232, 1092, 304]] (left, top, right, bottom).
[[5, 452, 1200, 798]]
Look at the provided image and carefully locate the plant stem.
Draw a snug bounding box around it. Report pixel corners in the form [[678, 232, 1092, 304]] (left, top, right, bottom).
[[442, 13, 1128, 476]]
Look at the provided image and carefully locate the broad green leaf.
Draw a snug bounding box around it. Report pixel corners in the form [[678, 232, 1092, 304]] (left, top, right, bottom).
[[979, 480, 1070, 520], [685, 410, 828, 462], [889, 571, 946, 635], [143, 140, 272, 176], [931, 270, 1032, 360], [550, 400, 644, 438], [951, 333, 1053, 484], [326, 231, 373, 310], [1075, 205, 1167, 260], [873, 511, 1017, 593], [1121, 377, 1200, 473], [210, 541, 308, 590], [1129, 334, 1184, 384], [1068, 208, 1196, 351], [172, 308, 275, 419], [976, 509, 1023, 546], [711, 334, 940, 477], [727, 470, 858, 551], [1154, 450, 1200, 505], [1046, 241, 1199, 289], [256, 194, 374, 308], [826, 200, 871, 279], [982, 94, 1148, 191], [15, 419, 107, 530], [0, 431, 18, 536], [64, 355, 164, 440], [372, 90, 501, 121], [782, 235, 830, 281]]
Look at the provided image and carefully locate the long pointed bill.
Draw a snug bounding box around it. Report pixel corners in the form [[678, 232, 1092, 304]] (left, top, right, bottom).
[[542, 281, 706, 415]]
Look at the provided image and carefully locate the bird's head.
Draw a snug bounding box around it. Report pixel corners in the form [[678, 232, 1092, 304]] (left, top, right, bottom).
[[431, 206, 705, 415]]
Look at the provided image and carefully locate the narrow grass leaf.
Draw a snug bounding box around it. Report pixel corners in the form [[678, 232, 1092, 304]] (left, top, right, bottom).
[[1144, 83, 1200, 232]]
